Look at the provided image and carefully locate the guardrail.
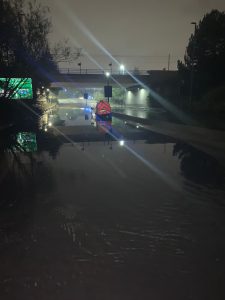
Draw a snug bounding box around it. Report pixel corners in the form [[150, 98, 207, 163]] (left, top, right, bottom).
[[58, 68, 150, 75]]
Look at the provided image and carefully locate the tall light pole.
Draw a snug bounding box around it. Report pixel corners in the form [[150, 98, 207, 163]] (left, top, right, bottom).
[[120, 64, 125, 75], [78, 62, 82, 74], [189, 22, 197, 109], [109, 63, 112, 73], [105, 72, 110, 102]]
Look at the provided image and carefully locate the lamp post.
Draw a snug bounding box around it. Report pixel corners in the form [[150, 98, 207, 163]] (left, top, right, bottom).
[[189, 22, 197, 110], [109, 63, 112, 73], [120, 64, 125, 75], [105, 72, 110, 102], [78, 62, 82, 74]]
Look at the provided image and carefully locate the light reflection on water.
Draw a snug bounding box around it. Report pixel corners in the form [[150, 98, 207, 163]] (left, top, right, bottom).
[[1, 107, 225, 299]]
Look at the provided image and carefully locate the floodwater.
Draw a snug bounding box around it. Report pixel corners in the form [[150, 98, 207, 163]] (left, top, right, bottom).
[[113, 106, 168, 121], [1, 107, 225, 300]]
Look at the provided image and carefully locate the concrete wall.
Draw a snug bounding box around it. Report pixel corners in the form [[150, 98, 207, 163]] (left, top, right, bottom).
[[125, 88, 149, 107]]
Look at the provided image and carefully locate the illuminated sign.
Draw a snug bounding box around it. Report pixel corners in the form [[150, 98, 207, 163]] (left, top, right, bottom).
[[0, 78, 33, 99]]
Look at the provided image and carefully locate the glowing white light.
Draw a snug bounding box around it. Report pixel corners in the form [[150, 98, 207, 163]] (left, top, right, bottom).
[[44, 128, 48, 132], [46, 88, 50, 92], [136, 125, 139, 129], [48, 122, 52, 127], [120, 64, 125, 71], [119, 140, 125, 146], [42, 86, 44, 89], [105, 71, 110, 77]]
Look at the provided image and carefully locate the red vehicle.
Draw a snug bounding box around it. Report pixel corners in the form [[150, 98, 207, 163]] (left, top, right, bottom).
[[95, 100, 112, 121]]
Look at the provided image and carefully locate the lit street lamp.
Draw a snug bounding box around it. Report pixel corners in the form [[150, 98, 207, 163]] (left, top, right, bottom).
[[120, 64, 125, 75], [105, 72, 110, 102]]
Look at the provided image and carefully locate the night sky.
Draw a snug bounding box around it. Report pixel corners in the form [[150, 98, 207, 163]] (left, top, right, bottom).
[[41, 0, 225, 71]]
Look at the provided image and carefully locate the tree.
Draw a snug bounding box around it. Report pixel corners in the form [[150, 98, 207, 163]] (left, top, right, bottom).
[[0, 0, 57, 97], [178, 10, 225, 98], [52, 40, 83, 64], [112, 88, 125, 105], [94, 89, 104, 102]]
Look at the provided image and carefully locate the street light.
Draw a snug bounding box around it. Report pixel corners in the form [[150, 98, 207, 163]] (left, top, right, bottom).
[[120, 64, 125, 74], [105, 72, 110, 102]]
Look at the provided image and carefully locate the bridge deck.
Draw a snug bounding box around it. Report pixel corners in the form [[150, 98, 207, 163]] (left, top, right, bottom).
[[50, 74, 150, 88]]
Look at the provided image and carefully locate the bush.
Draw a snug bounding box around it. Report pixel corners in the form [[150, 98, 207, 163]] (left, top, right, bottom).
[[202, 85, 225, 113]]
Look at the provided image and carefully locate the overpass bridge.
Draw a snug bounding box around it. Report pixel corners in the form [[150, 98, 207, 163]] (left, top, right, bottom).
[[50, 69, 150, 89]]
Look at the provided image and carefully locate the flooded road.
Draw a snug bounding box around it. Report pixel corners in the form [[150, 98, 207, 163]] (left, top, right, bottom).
[[1, 107, 225, 299]]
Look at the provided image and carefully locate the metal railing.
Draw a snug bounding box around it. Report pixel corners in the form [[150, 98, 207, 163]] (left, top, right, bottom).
[[58, 68, 150, 76]]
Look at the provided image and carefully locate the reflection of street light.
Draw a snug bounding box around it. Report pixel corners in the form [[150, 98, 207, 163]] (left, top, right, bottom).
[[119, 140, 125, 146], [120, 64, 125, 74]]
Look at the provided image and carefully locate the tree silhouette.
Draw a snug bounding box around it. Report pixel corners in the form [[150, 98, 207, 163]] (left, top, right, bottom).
[[178, 10, 225, 98], [0, 0, 58, 90]]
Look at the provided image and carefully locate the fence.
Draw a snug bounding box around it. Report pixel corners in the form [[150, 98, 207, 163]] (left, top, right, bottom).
[[58, 68, 149, 76]]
